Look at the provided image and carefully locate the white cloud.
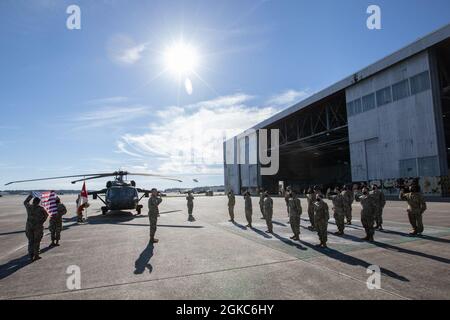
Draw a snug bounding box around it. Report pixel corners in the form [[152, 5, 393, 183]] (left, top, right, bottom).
[[86, 96, 129, 106], [73, 105, 150, 128], [267, 89, 311, 107], [107, 34, 147, 65]]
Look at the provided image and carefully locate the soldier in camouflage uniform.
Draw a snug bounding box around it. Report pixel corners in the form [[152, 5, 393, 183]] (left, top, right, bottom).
[[342, 185, 354, 225], [326, 187, 346, 235], [227, 191, 236, 222], [370, 184, 386, 230], [314, 194, 330, 248], [263, 191, 274, 234], [306, 187, 317, 231], [244, 191, 253, 228], [399, 185, 427, 235], [259, 188, 266, 220], [186, 191, 195, 222], [288, 190, 302, 241], [284, 187, 291, 221], [148, 188, 162, 243], [355, 187, 376, 241], [49, 197, 67, 247], [24, 195, 49, 261]]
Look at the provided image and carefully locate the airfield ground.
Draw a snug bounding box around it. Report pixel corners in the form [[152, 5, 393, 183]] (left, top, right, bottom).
[[0, 194, 449, 300]]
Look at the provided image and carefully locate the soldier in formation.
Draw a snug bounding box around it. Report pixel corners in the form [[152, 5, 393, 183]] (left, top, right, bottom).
[[355, 186, 376, 242], [288, 190, 302, 241], [148, 188, 162, 243], [284, 186, 291, 221], [399, 185, 427, 236], [314, 194, 330, 248], [186, 191, 195, 222], [227, 191, 235, 222], [259, 188, 266, 220], [326, 186, 346, 235], [244, 190, 253, 228], [49, 196, 67, 247], [370, 184, 386, 230], [263, 191, 274, 234], [24, 195, 48, 261], [342, 185, 354, 225]]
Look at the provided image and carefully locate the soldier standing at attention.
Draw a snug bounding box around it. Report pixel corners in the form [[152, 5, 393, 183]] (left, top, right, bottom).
[[342, 185, 354, 225], [227, 191, 236, 222], [24, 195, 49, 261], [370, 184, 386, 230], [326, 186, 346, 235], [399, 185, 427, 236], [284, 186, 291, 221], [148, 188, 162, 243], [186, 191, 195, 222], [355, 187, 376, 242], [314, 194, 330, 248], [263, 191, 274, 234], [244, 190, 253, 228], [259, 188, 266, 220], [50, 197, 67, 247], [288, 190, 302, 241], [306, 187, 316, 231]]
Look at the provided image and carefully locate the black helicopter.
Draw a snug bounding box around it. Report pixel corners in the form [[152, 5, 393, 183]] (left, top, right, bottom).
[[5, 171, 182, 215]]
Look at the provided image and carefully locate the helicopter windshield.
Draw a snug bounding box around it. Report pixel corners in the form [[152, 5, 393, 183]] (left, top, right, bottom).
[[107, 187, 138, 199]]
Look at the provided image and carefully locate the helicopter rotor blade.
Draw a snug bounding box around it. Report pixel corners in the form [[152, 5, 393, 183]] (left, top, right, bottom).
[[70, 174, 116, 184], [4, 173, 116, 186], [126, 173, 183, 183]]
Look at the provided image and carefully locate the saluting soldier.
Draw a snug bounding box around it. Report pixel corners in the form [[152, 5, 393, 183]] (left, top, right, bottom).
[[186, 191, 195, 222], [227, 191, 236, 222], [314, 194, 330, 248], [306, 187, 317, 231], [259, 188, 266, 220], [263, 191, 274, 234], [24, 195, 48, 261], [370, 184, 386, 230], [244, 191, 253, 228], [355, 187, 376, 242], [342, 185, 354, 225], [326, 187, 346, 235], [399, 185, 427, 236], [148, 188, 162, 243], [288, 190, 302, 241], [49, 197, 67, 247]]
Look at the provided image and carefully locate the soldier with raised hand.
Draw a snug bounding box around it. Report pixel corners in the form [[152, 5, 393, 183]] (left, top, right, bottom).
[[227, 191, 236, 222], [186, 191, 195, 222], [370, 184, 386, 230], [399, 185, 427, 236], [342, 185, 354, 225], [314, 194, 330, 248], [326, 186, 346, 235], [259, 188, 266, 220], [263, 191, 274, 234], [244, 190, 253, 228], [49, 197, 67, 247], [24, 194, 49, 261], [306, 186, 317, 231], [288, 190, 302, 241], [148, 188, 162, 243], [355, 186, 376, 242]]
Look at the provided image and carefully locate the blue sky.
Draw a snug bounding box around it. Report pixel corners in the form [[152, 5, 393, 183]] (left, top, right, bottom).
[[1, 0, 450, 191]]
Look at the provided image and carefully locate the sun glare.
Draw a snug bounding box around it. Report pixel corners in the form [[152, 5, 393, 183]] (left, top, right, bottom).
[[164, 41, 199, 77]]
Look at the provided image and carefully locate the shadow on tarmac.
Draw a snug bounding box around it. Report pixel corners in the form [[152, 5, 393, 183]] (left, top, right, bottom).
[[134, 241, 154, 275]]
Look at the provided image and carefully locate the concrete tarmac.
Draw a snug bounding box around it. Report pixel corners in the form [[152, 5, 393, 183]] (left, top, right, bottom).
[[0, 195, 449, 300]]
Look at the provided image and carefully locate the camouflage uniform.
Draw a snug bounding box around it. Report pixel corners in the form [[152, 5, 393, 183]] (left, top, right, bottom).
[[288, 195, 302, 238], [399, 191, 427, 234], [148, 195, 162, 241], [24, 197, 48, 259], [314, 200, 330, 246], [263, 195, 273, 233], [244, 193, 253, 226], [370, 189, 386, 228], [259, 192, 266, 219], [49, 202, 67, 242], [342, 189, 354, 224], [227, 193, 235, 221], [355, 193, 376, 240], [186, 194, 195, 221], [327, 192, 346, 234], [306, 193, 316, 229], [284, 190, 290, 217]]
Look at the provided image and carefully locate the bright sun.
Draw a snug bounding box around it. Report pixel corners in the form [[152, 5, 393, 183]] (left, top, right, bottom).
[[164, 41, 199, 77]]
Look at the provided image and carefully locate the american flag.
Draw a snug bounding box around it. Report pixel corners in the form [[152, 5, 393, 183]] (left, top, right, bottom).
[[33, 191, 58, 216]]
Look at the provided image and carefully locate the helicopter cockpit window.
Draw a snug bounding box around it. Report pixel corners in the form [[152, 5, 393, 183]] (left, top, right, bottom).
[[107, 187, 138, 199]]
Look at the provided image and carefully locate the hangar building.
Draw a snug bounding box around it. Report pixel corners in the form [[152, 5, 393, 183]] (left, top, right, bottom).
[[224, 23, 450, 197]]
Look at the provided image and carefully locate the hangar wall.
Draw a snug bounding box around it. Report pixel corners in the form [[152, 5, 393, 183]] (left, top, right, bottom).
[[346, 50, 445, 182]]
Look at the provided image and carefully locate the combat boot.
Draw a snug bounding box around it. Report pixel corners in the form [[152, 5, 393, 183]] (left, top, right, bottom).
[[150, 237, 159, 243], [32, 255, 41, 262], [55, 240, 60, 246], [50, 240, 56, 247]]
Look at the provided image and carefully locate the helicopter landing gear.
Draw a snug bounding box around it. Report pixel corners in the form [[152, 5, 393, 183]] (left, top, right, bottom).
[[101, 206, 108, 215], [136, 204, 143, 215]]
